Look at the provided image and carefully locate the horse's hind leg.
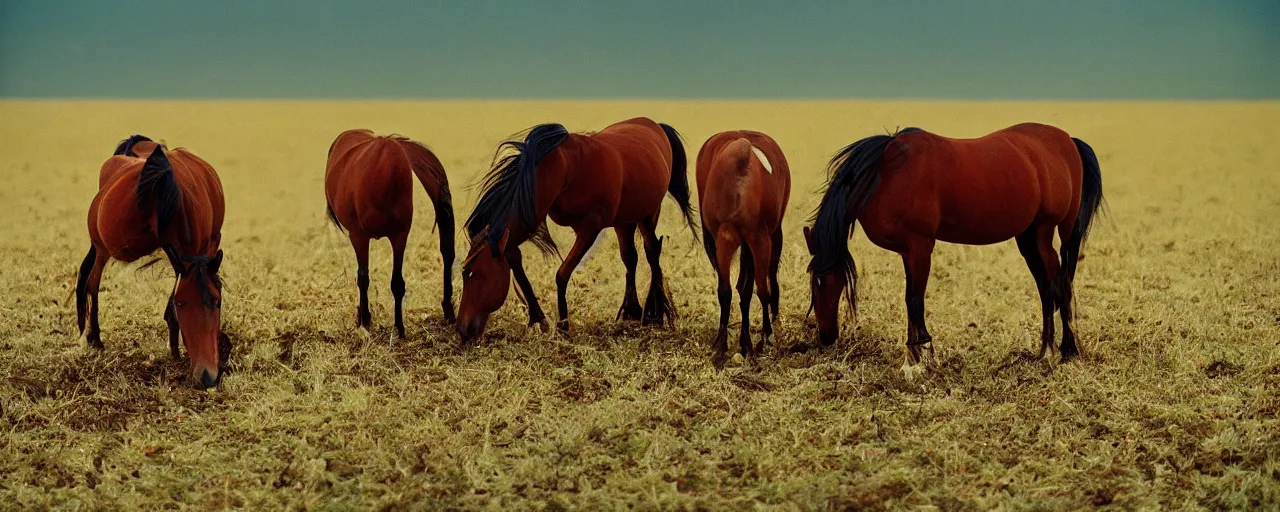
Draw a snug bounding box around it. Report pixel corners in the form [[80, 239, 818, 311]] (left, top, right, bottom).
[[615, 225, 643, 321], [639, 222, 674, 327], [769, 227, 783, 322], [165, 293, 180, 359], [736, 245, 756, 358], [746, 234, 776, 354], [78, 248, 109, 350], [711, 230, 741, 369], [1016, 226, 1057, 358], [901, 239, 935, 365], [349, 234, 372, 331], [1057, 221, 1081, 361], [556, 226, 604, 334], [390, 232, 409, 340]]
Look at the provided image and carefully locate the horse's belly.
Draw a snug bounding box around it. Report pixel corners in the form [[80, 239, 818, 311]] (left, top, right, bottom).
[[934, 191, 1039, 245]]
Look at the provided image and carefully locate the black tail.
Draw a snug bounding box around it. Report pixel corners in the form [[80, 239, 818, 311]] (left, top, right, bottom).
[[326, 203, 345, 233], [114, 134, 153, 157], [136, 146, 181, 237], [809, 127, 922, 314], [75, 246, 97, 333], [659, 123, 698, 240], [466, 123, 570, 255], [1061, 138, 1105, 281]]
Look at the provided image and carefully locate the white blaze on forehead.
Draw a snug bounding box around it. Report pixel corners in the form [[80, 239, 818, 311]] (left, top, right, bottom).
[[750, 146, 773, 174]]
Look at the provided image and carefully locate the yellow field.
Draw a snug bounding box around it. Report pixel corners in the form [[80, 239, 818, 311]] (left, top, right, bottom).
[[1, 100, 1277, 509]]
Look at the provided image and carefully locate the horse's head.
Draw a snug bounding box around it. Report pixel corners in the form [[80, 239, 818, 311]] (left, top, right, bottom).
[[456, 227, 512, 343], [804, 227, 854, 347], [164, 246, 226, 389]]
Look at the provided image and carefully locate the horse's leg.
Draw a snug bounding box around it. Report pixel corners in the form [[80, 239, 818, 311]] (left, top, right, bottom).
[[79, 249, 110, 349], [736, 244, 756, 358], [556, 226, 604, 334], [746, 233, 776, 354], [769, 227, 783, 322], [711, 230, 740, 369], [349, 234, 372, 331], [615, 224, 643, 321], [1056, 220, 1081, 362], [639, 221, 674, 327], [165, 292, 181, 360], [901, 239, 935, 365], [1016, 226, 1057, 358], [507, 245, 548, 331], [390, 232, 408, 340]]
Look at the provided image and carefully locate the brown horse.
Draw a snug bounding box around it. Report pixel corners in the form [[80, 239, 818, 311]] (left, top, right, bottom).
[[805, 124, 1104, 365], [696, 131, 791, 367], [456, 118, 696, 343], [76, 135, 229, 389], [324, 129, 455, 338]]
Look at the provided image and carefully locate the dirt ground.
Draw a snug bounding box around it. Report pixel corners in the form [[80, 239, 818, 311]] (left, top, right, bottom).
[[1, 100, 1277, 509]]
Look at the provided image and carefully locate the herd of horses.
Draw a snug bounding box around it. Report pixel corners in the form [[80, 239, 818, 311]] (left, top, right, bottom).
[[74, 118, 1104, 389]]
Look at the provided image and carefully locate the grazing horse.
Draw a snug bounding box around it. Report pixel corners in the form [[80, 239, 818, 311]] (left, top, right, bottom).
[[805, 123, 1104, 365], [696, 131, 791, 367], [325, 129, 456, 338], [456, 117, 696, 343], [76, 135, 229, 389]]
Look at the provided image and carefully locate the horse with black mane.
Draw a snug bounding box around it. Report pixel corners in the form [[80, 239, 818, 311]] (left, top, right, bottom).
[[805, 123, 1104, 366], [76, 135, 229, 389], [456, 117, 697, 343]]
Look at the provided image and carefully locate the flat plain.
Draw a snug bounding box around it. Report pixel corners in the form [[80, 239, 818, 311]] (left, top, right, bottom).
[[1, 100, 1278, 509]]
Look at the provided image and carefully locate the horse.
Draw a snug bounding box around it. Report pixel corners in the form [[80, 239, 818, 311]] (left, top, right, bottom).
[[324, 129, 456, 339], [455, 117, 697, 343], [696, 131, 791, 368], [75, 135, 229, 389], [804, 123, 1104, 366]]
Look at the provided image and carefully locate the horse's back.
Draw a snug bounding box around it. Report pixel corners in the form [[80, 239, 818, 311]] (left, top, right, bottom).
[[865, 124, 1081, 247], [325, 131, 414, 238], [90, 146, 223, 261], [559, 118, 671, 226], [698, 132, 788, 234]]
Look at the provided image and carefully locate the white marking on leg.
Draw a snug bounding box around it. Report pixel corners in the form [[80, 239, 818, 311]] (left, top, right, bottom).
[[750, 146, 773, 174]]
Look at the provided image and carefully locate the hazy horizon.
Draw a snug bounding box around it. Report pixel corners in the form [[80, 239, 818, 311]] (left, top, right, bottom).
[[2, 1, 1276, 100]]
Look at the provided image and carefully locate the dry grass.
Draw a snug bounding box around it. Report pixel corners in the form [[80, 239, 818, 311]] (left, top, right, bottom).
[[1, 100, 1278, 510]]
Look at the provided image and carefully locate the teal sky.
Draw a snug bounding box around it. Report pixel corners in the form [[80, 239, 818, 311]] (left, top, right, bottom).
[[1, 1, 1276, 99]]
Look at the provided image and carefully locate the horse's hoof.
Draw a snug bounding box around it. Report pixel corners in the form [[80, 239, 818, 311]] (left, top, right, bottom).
[[711, 352, 729, 370]]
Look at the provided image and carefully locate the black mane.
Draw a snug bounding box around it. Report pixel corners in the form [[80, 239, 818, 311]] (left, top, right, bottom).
[[464, 123, 570, 255], [809, 127, 923, 312]]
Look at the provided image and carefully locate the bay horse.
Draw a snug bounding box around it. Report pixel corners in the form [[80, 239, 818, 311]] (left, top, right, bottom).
[[696, 131, 791, 368], [76, 135, 229, 389], [325, 129, 455, 339], [456, 117, 696, 343], [804, 123, 1104, 365]]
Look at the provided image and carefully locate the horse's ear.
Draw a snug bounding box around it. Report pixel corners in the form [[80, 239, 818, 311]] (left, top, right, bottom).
[[209, 250, 223, 275], [802, 226, 816, 255], [497, 228, 511, 253], [162, 245, 183, 275]]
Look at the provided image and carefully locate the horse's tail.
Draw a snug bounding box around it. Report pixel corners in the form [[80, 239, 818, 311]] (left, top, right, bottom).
[[400, 139, 454, 252], [810, 127, 922, 314], [135, 145, 182, 237], [1062, 137, 1105, 281], [325, 203, 345, 233], [114, 134, 153, 157], [659, 122, 698, 241], [400, 139, 457, 312]]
